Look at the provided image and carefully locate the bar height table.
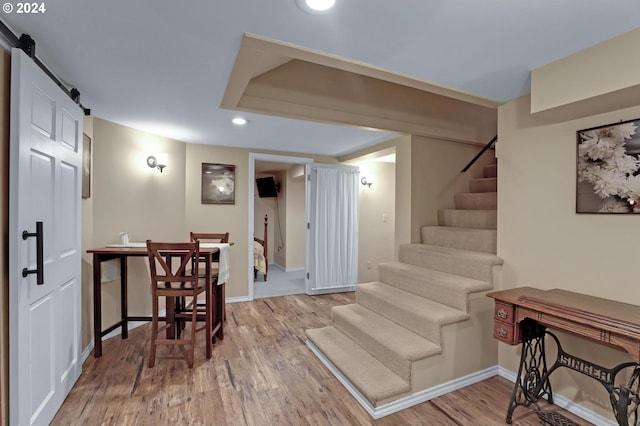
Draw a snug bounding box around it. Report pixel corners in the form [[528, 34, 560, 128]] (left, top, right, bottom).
[[87, 244, 225, 358]]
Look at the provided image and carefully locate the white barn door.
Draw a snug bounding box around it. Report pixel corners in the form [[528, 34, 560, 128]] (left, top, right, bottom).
[[9, 48, 83, 425]]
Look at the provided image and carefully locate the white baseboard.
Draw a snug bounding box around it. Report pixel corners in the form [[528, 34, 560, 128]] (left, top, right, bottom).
[[498, 367, 616, 426], [306, 343, 618, 424], [226, 296, 249, 303], [307, 285, 355, 296], [81, 341, 94, 363], [307, 339, 497, 419], [80, 309, 166, 364]]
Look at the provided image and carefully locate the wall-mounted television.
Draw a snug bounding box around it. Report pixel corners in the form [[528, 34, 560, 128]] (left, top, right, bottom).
[[256, 176, 279, 198]]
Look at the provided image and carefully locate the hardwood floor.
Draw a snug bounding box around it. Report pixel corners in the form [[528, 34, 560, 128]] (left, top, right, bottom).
[[53, 293, 588, 425]]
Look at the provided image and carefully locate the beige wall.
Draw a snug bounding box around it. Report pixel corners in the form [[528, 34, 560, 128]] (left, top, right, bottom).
[[357, 160, 396, 282], [497, 95, 640, 420], [531, 28, 640, 121], [91, 118, 188, 326], [184, 143, 249, 298], [409, 135, 494, 243], [394, 135, 412, 255], [285, 167, 305, 270], [0, 49, 9, 426]]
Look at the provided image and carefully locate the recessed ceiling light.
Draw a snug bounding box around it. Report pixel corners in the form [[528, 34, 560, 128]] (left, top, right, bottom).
[[296, 0, 335, 14], [232, 117, 248, 125]]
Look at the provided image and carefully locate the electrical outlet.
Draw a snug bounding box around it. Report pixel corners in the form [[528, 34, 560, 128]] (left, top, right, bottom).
[[367, 261, 372, 270], [382, 213, 389, 222]]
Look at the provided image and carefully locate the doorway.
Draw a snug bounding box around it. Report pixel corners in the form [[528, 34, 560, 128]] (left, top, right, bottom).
[[248, 153, 313, 300]]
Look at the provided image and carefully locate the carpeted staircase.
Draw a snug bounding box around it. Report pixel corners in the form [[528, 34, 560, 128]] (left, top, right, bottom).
[[306, 159, 503, 417]]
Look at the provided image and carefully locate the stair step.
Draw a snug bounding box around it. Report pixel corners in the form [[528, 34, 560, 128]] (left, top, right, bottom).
[[421, 226, 496, 254], [356, 282, 469, 344], [399, 244, 502, 282], [438, 209, 496, 229], [379, 262, 492, 311], [454, 192, 497, 210], [332, 304, 441, 381], [484, 163, 497, 178], [306, 326, 411, 406], [470, 177, 497, 193]]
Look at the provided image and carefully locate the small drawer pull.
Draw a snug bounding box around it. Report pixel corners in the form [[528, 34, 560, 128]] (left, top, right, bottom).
[[497, 328, 507, 338], [497, 309, 508, 319]]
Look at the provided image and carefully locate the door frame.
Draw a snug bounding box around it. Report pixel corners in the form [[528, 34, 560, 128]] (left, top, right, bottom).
[[248, 153, 313, 301]]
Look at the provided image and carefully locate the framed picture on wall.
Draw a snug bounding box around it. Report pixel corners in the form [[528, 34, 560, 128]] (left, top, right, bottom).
[[82, 133, 91, 199], [202, 163, 236, 204], [576, 118, 640, 213]]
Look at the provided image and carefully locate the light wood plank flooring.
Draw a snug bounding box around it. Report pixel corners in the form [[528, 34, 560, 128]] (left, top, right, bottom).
[[53, 293, 588, 425]]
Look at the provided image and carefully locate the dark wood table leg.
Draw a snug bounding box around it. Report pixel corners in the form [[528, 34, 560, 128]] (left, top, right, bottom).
[[205, 255, 212, 358], [92, 253, 103, 358], [217, 283, 224, 340], [166, 296, 175, 339], [120, 255, 128, 339]]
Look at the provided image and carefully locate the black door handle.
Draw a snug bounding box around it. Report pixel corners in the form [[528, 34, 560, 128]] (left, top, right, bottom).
[[22, 221, 44, 285]]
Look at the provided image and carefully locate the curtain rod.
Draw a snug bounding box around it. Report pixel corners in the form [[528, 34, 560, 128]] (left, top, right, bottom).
[[0, 19, 91, 115]]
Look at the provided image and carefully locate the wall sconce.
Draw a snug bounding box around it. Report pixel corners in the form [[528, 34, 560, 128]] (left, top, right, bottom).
[[361, 176, 373, 188], [147, 153, 168, 173]]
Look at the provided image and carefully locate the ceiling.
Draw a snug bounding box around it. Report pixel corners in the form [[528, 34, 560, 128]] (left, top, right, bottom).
[[2, 1, 639, 156]]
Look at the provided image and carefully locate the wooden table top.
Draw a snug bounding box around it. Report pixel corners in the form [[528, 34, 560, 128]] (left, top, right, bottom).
[[87, 243, 225, 255], [488, 286, 640, 340]]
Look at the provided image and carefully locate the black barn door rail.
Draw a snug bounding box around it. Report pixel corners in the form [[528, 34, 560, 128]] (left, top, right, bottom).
[[0, 18, 90, 115]]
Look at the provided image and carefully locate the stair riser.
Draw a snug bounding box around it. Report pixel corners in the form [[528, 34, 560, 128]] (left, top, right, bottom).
[[306, 326, 411, 406], [470, 178, 497, 193], [438, 209, 497, 229], [421, 227, 497, 254], [399, 246, 496, 282], [356, 289, 443, 344], [454, 193, 497, 210], [332, 309, 413, 381], [484, 163, 497, 178], [409, 295, 497, 393], [379, 264, 469, 311]]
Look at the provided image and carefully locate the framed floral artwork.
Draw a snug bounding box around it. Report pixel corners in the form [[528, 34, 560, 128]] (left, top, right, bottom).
[[576, 118, 640, 213], [201, 163, 235, 204]]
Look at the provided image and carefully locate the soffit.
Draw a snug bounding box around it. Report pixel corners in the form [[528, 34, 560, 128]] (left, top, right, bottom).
[[222, 33, 499, 145]]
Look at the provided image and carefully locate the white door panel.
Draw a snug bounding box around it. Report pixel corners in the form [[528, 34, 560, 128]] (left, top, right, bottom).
[[9, 48, 83, 426], [29, 295, 55, 423]]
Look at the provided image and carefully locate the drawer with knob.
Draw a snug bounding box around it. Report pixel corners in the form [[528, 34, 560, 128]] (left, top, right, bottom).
[[494, 301, 515, 323], [493, 320, 519, 345]]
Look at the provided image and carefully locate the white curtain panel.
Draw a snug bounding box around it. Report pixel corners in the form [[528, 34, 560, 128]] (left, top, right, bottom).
[[313, 167, 359, 289]]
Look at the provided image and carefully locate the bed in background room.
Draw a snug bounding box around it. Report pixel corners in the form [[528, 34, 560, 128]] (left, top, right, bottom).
[[254, 214, 268, 281]]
